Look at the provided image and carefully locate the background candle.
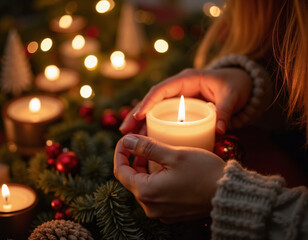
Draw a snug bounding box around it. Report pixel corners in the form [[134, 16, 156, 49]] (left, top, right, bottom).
[[100, 51, 139, 80], [2, 94, 64, 155], [0, 183, 38, 240], [146, 97, 216, 172], [35, 66, 79, 93]]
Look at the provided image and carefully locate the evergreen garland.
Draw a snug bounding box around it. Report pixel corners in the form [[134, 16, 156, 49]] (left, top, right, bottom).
[[70, 194, 96, 223], [71, 131, 97, 161], [38, 170, 98, 203], [28, 152, 47, 187], [94, 181, 144, 240], [80, 155, 111, 183]]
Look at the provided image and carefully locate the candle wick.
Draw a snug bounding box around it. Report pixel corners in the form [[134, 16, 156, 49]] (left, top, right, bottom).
[[4, 196, 9, 204], [179, 120, 184, 123]]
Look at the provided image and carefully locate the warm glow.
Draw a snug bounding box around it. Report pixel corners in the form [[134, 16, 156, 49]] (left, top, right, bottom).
[[96, 0, 113, 13], [209, 5, 221, 17], [59, 15, 73, 29], [178, 95, 185, 122], [40, 38, 53, 52], [110, 51, 126, 70], [29, 98, 41, 113], [2, 184, 10, 203], [84, 55, 98, 70], [46, 140, 53, 146], [72, 35, 85, 50], [27, 41, 38, 54], [44, 65, 60, 81], [154, 39, 169, 53], [80, 85, 93, 99]]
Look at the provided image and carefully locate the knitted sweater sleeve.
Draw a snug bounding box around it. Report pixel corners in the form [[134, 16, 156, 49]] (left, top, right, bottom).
[[210, 160, 308, 240]]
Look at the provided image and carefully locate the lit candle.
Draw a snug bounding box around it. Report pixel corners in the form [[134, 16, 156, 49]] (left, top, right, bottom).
[[146, 96, 216, 172], [49, 15, 87, 34], [100, 51, 139, 80], [35, 66, 79, 93], [59, 36, 100, 69], [2, 95, 64, 155], [0, 183, 38, 239]]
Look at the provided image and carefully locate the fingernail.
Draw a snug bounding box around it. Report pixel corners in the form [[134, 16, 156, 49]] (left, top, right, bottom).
[[133, 107, 141, 119], [123, 135, 138, 150], [216, 120, 226, 135]]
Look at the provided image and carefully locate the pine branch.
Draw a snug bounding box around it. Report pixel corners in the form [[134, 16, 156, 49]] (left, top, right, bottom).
[[38, 170, 98, 202], [80, 155, 112, 183], [11, 159, 31, 185], [70, 194, 96, 223], [28, 152, 47, 187], [71, 131, 97, 161], [47, 120, 98, 147], [94, 180, 144, 240], [92, 131, 114, 155], [133, 207, 172, 240], [0, 145, 22, 165]]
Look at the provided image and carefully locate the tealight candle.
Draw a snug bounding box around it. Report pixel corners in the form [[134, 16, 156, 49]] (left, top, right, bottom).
[[100, 51, 139, 80], [146, 96, 216, 172], [0, 184, 38, 240], [60, 36, 100, 69], [35, 65, 79, 93], [49, 15, 87, 34], [2, 95, 64, 155]]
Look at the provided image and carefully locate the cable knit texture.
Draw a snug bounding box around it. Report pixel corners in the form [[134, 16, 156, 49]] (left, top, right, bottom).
[[211, 160, 308, 240]]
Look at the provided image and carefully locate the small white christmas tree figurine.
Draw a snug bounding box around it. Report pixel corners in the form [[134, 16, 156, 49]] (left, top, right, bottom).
[[1, 29, 32, 95], [115, 1, 145, 58]]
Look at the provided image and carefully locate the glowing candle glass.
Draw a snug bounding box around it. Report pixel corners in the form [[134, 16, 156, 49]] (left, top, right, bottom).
[[146, 96, 216, 172], [0, 184, 38, 239]]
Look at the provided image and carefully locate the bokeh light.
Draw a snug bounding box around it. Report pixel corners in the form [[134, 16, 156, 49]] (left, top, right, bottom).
[[110, 51, 126, 70], [154, 39, 169, 53], [72, 35, 85, 50], [40, 38, 53, 52], [84, 55, 98, 70], [27, 41, 38, 54], [96, 0, 114, 13], [80, 85, 93, 99], [44, 65, 60, 81], [209, 5, 221, 17], [59, 15, 73, 29]]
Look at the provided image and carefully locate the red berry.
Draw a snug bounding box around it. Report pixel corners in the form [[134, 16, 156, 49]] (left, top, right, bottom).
[[55, 151, 80, 174], [45, 141, 61, 159], [55, 212, 65, 220], [65, 208, 72, 218], [47, 158, 56, 168], [101, 109, 120, 129], [51, 198, 63, 211]]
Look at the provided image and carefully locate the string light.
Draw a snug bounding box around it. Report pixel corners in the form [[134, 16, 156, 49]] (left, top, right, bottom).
[[209, 5, 221, 17], [84, 55, 98, 70], [95, 0, 114, 13], [110, 51, 126, 70], [154, 39, 169, 53], [27, 41, 38, 54], [40, 38, 53, 52], [80, 85, 93, 99], [44, 65, 60, 81]]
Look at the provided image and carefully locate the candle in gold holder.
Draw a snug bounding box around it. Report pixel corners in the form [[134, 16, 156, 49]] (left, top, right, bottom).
[[100, 51, 139, 80], [2, 94, 64, 155], [35, 65, 79, 93], [0, 184, 38, 240]]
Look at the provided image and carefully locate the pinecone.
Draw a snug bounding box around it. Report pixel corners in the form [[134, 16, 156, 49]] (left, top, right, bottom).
[[28, 220, 94, 240]]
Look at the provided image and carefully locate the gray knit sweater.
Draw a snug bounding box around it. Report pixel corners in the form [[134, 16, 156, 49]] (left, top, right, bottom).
[[211, 160, 308, 240]]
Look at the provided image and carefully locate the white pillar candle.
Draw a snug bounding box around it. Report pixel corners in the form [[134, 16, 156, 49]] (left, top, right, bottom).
[[146, 96, 216, 172]]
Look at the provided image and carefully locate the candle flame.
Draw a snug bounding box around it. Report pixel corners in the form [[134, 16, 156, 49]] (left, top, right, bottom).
[[2, 184, 10, 203], [29, 98, 41, 113], [44, 65, 60, 81], [178, 95, 185, 122], [110, 51, 126, 70], [72, 35, 85, 50], [59, 15, 73, 29]]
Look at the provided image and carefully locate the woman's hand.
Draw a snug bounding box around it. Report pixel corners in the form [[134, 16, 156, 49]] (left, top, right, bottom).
[[114, 134, 225, 223], [120, 68, 252, 135]]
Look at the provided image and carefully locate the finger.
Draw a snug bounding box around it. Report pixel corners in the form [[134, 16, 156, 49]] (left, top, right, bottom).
[[122, 134, 175, 166], [215, 93, 238, 134], [132, 156, 148, 173], [119, 103, 142, 134], [114, 138, 136, 190], [134, 70, 202, 120]]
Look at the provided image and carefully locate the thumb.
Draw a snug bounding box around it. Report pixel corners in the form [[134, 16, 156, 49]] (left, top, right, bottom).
[[215, 94, 237, 134], [122, 134, 173, 166]]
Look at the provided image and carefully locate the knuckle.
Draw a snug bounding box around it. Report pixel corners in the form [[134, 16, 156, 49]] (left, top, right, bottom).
[[139, 139, 155, 159]]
